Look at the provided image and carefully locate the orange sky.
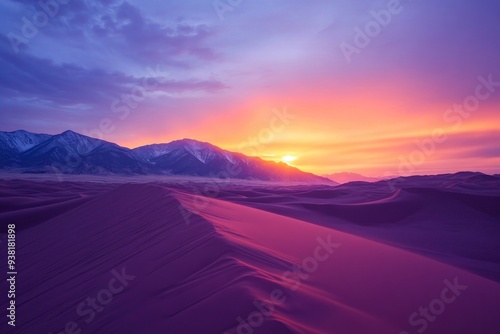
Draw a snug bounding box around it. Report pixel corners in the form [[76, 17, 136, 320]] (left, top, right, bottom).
[[4, 0, 499, 177], [118, 78, 500, 177]]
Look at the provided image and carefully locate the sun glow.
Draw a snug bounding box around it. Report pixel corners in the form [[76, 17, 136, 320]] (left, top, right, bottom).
[[281, 155, 297, 165]]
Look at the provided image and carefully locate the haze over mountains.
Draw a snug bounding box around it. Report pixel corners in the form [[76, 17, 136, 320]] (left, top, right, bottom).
[[0, 130, 331, 183], [323, 172, 385, 184]]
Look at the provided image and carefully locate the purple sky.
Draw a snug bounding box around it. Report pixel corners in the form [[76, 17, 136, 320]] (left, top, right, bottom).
[[1, 0, 500, 175]]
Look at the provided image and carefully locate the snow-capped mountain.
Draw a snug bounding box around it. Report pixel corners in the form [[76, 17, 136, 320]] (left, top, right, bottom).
[[36, 130, 106, 153], [0, 130, 51, 152], [133, 139, 237, 164], [0, 130, 333, 183], [0, 130, 52, 164], [20, 130, 109, 160], [2, 130, 147, 174], [134, 139, 327, 181]]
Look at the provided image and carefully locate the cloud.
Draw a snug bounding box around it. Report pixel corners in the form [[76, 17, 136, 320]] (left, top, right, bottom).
[[1, 0, 499, 175], [5, 0, 219, 65], [0, 34, 226, 106]]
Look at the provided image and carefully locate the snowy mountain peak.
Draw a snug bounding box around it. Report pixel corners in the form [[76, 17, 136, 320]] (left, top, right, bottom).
[[133, 138, 226, 164], [0, 130, 332, 183], [168, 139, 222, 163], [45, 131, 105, 155], [60, 129, 80, 137], [168, 138, 217, 150], [0, 130, 51, 153], [13, 130, 120, 160]]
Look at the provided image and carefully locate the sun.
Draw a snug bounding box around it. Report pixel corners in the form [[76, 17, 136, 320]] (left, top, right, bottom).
[[281, 155, 297, 165]]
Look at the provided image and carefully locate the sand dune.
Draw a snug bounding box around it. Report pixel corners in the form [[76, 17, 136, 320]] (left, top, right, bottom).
[[211, 177, 500, 282], [1, 178, 499, 333]]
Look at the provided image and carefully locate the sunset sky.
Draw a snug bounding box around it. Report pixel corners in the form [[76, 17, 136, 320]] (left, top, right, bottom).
[[1, 0, 499, 176]]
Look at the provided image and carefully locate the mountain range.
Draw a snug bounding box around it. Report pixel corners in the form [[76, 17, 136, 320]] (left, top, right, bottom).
[[323, 172, 386, 184], [0, 130, 332, 183]]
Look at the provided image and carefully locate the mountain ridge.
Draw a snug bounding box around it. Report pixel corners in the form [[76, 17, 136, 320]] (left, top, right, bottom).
[[323, 172, 385, 184], [0, 130, 333, 183]]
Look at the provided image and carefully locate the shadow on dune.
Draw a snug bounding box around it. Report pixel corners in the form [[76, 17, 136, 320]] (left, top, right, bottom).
[[299, 189, 426, 225]]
